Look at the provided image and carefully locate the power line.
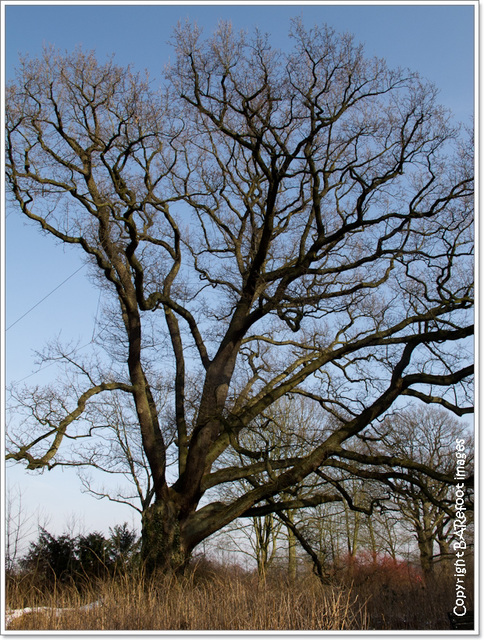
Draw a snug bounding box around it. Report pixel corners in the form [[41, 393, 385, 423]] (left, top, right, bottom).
[[7, 264, 86, 331], [10, 324, 110, 384], [11, 341, 88, 384]]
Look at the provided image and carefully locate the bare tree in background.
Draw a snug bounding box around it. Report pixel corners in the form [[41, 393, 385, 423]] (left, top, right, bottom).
[[366, 406, 473, 579], [6, 20, 473, 573], [6, 485, 49, 572]]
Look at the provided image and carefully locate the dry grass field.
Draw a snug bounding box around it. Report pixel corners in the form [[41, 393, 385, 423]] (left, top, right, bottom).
[[6, 556, 471, 632], [6, 568, 366, 631]]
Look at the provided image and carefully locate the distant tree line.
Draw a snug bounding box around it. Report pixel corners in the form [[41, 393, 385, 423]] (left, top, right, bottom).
[[216, 405, 473, 584]]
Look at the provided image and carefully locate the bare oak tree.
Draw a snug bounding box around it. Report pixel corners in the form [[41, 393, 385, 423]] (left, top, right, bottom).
[[6, 21, 473, 572]]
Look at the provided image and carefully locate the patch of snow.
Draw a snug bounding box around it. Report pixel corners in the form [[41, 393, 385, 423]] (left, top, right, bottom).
[[5, 600, 103, 628]]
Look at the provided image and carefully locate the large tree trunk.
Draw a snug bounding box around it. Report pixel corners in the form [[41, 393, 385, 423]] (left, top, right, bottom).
[[141, 501, 191, 574]]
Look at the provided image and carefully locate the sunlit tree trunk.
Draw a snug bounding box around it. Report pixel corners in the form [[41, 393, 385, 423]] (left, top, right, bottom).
[[287, 510, 297, 583]]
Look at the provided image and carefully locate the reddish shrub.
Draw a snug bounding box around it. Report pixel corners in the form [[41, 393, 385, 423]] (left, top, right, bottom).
[[340, 551, 423, 588]]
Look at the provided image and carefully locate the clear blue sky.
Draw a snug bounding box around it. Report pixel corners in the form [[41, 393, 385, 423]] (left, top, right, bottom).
[[3, 1, 476, 542]]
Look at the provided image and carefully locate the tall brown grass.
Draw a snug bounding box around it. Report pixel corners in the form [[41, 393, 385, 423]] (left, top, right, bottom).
[[6, 555, 472, 631], [6, 564, 367, 631]]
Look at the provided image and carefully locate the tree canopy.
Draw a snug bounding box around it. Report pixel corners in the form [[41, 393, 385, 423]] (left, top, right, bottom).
[[6, 20, 473, 572]]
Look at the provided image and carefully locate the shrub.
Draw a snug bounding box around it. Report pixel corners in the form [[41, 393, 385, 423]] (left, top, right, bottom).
[[19, 523, 139, 587]]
